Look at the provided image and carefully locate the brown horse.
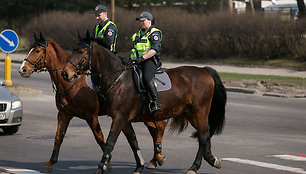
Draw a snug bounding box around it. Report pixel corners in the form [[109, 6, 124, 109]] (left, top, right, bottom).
[[19, 33, 167, 173], [61, 32, 227, 174]]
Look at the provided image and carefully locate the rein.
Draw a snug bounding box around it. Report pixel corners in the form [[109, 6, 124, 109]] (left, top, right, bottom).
[[73, 40, 133, 98], [25, 41, 80, 100]]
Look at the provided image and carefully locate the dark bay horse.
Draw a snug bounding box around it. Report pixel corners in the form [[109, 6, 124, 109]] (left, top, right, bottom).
[[61, 32, 227, 174], [19, 33, 167, 173]]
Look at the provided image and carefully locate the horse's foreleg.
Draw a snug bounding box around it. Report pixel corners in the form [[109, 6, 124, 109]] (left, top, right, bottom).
[[122, 122, 144, 174], [144, 121, 167, 169], [94, 116, 126, 174], [41, 111, 72, 173], [85, 114, 112, 170]]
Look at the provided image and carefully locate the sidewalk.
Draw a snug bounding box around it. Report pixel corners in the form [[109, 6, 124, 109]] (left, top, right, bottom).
[[2, 52, 306, 78], [1, 52, 306, 98]]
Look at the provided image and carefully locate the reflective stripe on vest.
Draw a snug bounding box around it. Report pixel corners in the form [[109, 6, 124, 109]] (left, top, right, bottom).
[[130, 28, 162, 60], [95, 21, 118, 52]]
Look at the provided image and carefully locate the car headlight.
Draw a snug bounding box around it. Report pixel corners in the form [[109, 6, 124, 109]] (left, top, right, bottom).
[[12, 100, 22, 110]]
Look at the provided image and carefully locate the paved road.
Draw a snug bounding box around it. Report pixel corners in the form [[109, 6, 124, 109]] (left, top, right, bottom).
[[1, 92, 306, 174], [1, 52, 306, 174]]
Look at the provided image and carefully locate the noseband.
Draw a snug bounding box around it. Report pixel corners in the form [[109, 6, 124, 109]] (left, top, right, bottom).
[[24, 42, 48, 72]]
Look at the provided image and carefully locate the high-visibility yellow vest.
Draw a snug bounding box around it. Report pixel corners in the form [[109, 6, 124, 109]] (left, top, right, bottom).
[[94, 21, 118, 52], [130, 28, 162, 60]]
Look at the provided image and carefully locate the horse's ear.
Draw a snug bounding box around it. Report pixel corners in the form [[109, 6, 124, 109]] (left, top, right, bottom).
[[40, 32, 45, 41], [86, 30, 90, 39], [34, 33, 38, 41]]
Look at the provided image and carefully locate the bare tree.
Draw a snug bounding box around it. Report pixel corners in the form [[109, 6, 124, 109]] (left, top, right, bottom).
[[297, 0, 305, 18]]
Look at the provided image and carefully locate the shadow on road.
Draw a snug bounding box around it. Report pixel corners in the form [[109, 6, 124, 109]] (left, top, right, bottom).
[[0, 160, 197, 174]]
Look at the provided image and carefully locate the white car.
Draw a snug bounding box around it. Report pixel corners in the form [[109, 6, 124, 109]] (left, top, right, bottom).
[[0, 81, 23, 134]]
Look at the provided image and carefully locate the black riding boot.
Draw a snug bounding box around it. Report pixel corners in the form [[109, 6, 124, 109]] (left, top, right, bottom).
[[147, 80, 162, 112]]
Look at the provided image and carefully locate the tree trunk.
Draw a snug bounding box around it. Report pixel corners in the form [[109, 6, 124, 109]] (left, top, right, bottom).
[[297, 0, 306, 18], [229, 0, 233, 14]]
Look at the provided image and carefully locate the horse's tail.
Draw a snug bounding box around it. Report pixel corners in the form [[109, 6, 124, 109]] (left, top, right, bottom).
[[203, 66, 227, 137]]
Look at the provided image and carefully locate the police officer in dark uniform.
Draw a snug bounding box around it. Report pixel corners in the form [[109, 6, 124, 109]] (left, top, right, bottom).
[[130, 12, 162, 112], [92, 4, 118, 52]]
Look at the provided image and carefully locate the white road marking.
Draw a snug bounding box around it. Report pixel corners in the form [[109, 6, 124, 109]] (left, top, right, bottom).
[[222, 158, 306, 174], [4, 168, 40, 174], [269, 154, 306, 161]]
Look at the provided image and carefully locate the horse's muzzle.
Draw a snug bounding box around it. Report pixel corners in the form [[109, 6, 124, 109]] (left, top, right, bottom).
[[19, 68, 33, 78]]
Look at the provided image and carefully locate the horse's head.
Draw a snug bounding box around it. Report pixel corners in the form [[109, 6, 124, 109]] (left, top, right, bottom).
[[19, 32, 48, 78], [62, 31, 92, 82]]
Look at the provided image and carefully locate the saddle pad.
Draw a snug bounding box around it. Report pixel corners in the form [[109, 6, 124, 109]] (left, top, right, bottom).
[[155, 72, 171, 92], [85, 75, 99, 92]]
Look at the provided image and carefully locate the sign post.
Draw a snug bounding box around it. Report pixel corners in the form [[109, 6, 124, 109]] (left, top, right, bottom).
[[0, 29, 19, 86]]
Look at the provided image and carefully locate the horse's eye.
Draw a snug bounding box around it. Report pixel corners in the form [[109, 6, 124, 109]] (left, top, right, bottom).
[[79, 49, 84, 53], [35, 49, 40, 53]]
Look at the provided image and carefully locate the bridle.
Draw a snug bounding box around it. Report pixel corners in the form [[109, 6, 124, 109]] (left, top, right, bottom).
[[24, 41, 49, 72], [69, 39, 132, 98], [24, 40, 80, 101], [66, 41, 92, 77]]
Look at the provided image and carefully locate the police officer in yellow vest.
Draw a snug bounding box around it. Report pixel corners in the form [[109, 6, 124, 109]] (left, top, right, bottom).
[[92, 5, 118, 52], [130, 12, 162, 112]]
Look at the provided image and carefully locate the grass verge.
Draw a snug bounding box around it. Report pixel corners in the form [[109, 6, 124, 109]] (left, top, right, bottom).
[[220, 72, 306, 86]]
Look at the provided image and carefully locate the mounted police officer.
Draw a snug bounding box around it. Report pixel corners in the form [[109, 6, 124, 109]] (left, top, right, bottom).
[[130, 12, 162, 113], [92, 4, 118, 52]]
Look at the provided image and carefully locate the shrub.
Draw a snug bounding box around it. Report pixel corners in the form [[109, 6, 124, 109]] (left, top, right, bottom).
[[20, 8, 306, 61]]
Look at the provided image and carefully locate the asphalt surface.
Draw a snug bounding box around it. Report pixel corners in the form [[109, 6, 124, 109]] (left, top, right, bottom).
[[1, 52, 306, 173]]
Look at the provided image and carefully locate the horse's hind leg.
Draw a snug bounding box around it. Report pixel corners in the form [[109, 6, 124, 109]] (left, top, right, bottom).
[[41, 111, 72, 173], [144, 121, 167, 169], [187, 126, 221, 174], [122, 122, 145, 174], [203, 135, 221, 169]]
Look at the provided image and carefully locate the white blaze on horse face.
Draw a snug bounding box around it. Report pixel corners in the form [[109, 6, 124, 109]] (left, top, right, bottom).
[[19, 48, 34, 71]]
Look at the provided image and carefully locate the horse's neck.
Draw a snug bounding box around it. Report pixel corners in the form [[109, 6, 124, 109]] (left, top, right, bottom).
[[46, 42, 68, 70], [46, 43, 73, 91], [92, 45, 124, 92]]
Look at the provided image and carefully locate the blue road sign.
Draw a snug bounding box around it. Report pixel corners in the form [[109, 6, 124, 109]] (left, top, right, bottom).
[[0, 29, 19, 53]]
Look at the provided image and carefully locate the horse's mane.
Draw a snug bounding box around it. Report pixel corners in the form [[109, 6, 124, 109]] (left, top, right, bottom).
[[94, 37, 109, 49], [47, 39, 70, 63], [92, 37, 131, 66]]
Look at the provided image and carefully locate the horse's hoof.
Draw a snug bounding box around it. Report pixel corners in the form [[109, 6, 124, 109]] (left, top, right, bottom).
[[133, 171, 143, 174], [146, 161, 157, 169], [41, 166, 52, 173], [133, 168, 143, 174], [93, 168, 103, 174], [106, 163, 112, 171], [213, 156, 221, 169], [185, 170, 197, 174], [157, 157, 166, 166]]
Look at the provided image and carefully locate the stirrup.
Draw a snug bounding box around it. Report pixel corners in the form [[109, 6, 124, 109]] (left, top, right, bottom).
[[149, 101, 162, 113]]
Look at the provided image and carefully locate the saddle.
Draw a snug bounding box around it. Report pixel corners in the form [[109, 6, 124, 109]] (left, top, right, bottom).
[[132, 62, 171, 93]]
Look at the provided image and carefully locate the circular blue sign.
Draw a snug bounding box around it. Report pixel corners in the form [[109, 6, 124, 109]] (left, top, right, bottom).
[[0, 29, 19, 53]]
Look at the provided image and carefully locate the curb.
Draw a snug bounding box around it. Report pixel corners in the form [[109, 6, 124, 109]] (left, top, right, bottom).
[[226, 87, 256, 94], [226, 87, 306, 98]]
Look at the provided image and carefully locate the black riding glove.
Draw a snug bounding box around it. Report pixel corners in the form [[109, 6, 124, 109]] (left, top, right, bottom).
[[135, 56, 145, 64]]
